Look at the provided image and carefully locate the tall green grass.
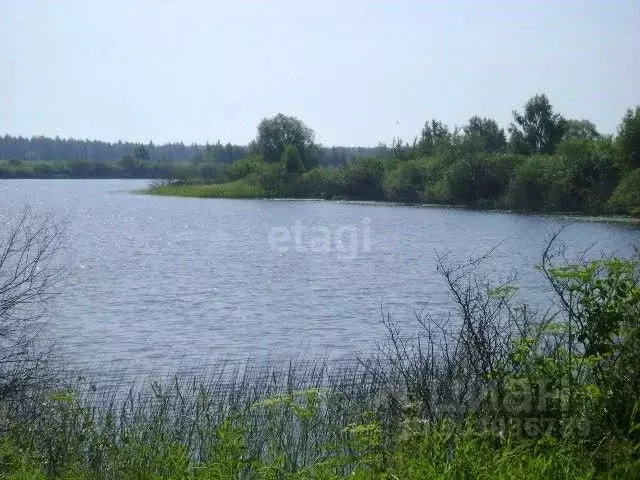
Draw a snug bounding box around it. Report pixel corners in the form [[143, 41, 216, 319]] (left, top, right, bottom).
[[3, 359, 638, 479], [148, 180, 266, 199]]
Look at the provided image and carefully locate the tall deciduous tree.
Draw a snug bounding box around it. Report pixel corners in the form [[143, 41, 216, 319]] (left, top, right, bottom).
[[418, 120, 451, 157], [617, 106, 640, 170], [562, 119, 600, 141], [509, 94, 566, 154], [282, 145, 304, 174], [463, 116, 507, 153], [255, 114, 317, 170]]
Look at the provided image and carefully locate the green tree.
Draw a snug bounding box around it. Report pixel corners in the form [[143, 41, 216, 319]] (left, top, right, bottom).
[[444, 154, 518, 206], [616, 106, 640, 170], [133, 144, 150, 161], [119, 154, 138, 176], [383, 159, 430, 202], [562, 119, 600, 141], [509, 94, 566, 154], [344, 157, 386, 200], [68, 160, 94, 177], [255, 114, 317, 170], [463, 116, 507, 153], [557, 139, 619, 211], [418, 120, 451, 156], [609, 168, 640, 215], [224, 156, 264, 181], [506, 155, 560, 210], [296, 167, 344, 199], [282, 145, 304, 174], [32, 163, 54, 177]]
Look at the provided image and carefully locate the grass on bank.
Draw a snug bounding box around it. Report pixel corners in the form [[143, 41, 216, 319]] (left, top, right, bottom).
[[147, 180, 266, 199], [144, 180, 640, 227], [141, 156, 640, 217]]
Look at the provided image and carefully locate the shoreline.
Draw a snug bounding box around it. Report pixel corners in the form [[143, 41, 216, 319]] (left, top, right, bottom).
[[142, 183, 640, 225]]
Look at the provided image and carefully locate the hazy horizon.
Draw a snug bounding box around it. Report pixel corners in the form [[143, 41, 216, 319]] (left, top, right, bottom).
[[1, 0, 638, 147]]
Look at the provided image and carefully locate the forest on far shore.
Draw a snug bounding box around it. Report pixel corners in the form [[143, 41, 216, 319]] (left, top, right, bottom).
[[3, 94, 640, 215], [149, 94, 640, 216]]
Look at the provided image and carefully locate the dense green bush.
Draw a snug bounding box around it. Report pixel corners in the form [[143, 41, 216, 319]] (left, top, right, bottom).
[[296, 167, 345, 199], [505, 155, 563, 210], [442, 154, 520, 207], [609, 169, 640, 216], [343, 157, 387, 200], [555, 139, 620, 211], [223, 156, 265, 182], [383, 158, 430, 202], [617, 106, 640, 170]]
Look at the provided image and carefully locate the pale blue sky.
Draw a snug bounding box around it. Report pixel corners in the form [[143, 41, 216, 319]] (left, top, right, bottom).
[[1, 0, 638, 146]]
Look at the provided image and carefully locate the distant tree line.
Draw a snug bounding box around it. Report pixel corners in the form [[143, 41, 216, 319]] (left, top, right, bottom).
[[0, 135, 248, 164], [0, 134, 387, 178]]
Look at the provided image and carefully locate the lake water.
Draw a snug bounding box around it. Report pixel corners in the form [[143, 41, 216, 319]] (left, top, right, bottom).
[[1, 179, 639, 377]]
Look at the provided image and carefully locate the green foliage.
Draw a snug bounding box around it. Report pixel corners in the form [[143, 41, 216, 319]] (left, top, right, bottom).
[[544, 258, 640, 437], [463, 116, 507, 154], [4, 93, 640, 216], [133, 95, 636, 215], [556, 138, 620, 211], [117, 154, 135, 175], [509, 94, 566, 155], [255, 114, 318, 170], [563, 119, 600, 141], [282, 144, 304, 175], [443, 154, 519, 206], [501, 149, 617, 212], [154, 136, 627, 214], [505, 155, 562, 210], [257, 162, 284, 196], [199, 162, 222, 181], [198, 417, 247, 479], [0, 160, 127, 179], [617, 106, 640, 170], [383, 158, 430, 202], [418, 120, 452, 157], [608, 169, 640, 215], [343, 157, 386, 200], [149, 180, 265, 198], [224, 155, 265, 182], [296, 167, 345, 199], [132, 144, 150, 161]]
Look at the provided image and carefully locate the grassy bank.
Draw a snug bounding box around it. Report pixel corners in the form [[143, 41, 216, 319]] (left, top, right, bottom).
[[2, 365, 636, 479], [147, 180, 266, 199], [144, 180, 640, 225], [141, 151, 640, 217]]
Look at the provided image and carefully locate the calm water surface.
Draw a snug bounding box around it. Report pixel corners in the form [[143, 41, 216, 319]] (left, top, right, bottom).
[[2, 179, 639, 376]]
